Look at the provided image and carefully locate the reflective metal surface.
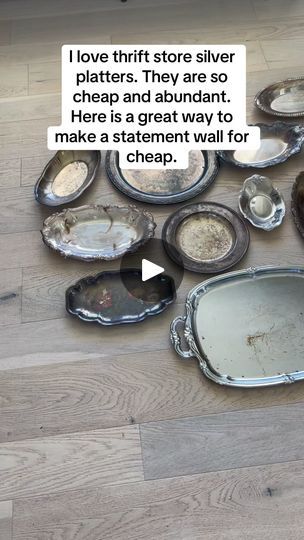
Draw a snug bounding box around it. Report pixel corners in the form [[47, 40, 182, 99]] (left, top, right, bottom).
[[35, 150, 101, 206], [41, 205, 156, 261], [66, 270, 175, 325], [105, 150, 219, 204], [218, 122, 304, 168], [171, 266, 304, 387], [291, 171, 304, 239], [239, 175, 285, 231], [255, 77, 304, 117], [162, 202, 249, 273]]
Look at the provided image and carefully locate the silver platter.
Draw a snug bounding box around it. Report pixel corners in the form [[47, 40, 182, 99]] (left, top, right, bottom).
[[239, 175, 285, 231], [35, 150, 101, 206], [255, 77, 304, 117], [218, 122, 304, 168], [171, 266, 304, 388], [105, 150, 219, 204], [41, 205, 156, 261]]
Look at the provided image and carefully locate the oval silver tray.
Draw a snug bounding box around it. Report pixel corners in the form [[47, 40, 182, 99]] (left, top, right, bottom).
[[35, 150, 101, 206], [66, 270, 175, 325], [255, 77, 304, 117], [162, 202, 249, 273], [218, 122, 304, 168], [41, 205, 156, 261], [105, 150, 219, 204], [171, 266, 304, 387]]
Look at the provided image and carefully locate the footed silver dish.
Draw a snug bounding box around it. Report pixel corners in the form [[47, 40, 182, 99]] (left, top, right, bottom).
[[239, 175, 285, 231]]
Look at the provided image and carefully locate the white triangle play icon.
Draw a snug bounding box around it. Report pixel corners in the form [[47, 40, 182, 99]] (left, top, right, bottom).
[[142, 259, 164, 282]]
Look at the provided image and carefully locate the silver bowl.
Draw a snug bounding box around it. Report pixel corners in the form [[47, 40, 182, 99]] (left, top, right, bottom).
[[238, 175, 285, 231]]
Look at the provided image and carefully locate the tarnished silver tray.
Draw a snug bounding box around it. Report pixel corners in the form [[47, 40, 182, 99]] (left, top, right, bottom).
[[218, 122, 304, 168], [105, 150, 219, 204], [291, 172, 304, 239], [35, 150, 100, 206], [255, 77, 304, 117], [66, 270, 175, 325], [41, 205, 156, 261], [162, 202, 249, 273], [239, 175, 285, 231], [171, 267, 304, 387]]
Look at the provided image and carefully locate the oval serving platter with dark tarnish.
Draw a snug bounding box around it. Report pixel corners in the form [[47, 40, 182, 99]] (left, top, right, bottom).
[[66, 270, 175, 326], [35, 150, 101, 206], [291, 171, 304, 239], [162, 202, 249, 273], [105, 150, 219, 204], [41, 205, 156, 261], [255, 77, 304, 117], [218, 122, 304, 168]]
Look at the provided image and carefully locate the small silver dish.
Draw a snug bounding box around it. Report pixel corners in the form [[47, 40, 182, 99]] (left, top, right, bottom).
[[239, 175, 285, 231], [35, 150, 101, 206], [255, 77, 304, 118], [218, 122, 304, 168], [41, 205, 156, 261]]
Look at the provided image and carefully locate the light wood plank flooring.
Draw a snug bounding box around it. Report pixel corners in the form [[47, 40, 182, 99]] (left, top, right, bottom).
[[1, 0, 304, 538]]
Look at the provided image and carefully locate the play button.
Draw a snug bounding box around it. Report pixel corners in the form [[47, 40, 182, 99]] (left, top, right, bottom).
[[142, 259, 164, 281], [120, 237, 184, 302]]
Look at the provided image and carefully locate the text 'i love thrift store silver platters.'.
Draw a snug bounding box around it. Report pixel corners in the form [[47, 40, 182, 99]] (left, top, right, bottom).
[[41, 205, 156, 261], [291, 171, 304, 239], [105, 150, 219, 204], [255, 77, 304, 117], [218, 122, 304, 168], [239, 175, 285, 231], [66, 270, 175, 326], [171, 266, 304, 388], [35, 150, 101, 206], [162, 202, 249, 273]]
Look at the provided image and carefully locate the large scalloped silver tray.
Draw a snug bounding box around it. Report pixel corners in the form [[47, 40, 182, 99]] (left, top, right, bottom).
[[41, 205, 156, 261], [255, 77, 304, 117], [171, 266, 304, 388]]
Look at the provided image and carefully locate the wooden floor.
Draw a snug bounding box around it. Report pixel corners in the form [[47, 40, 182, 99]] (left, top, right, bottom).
[[1, 0, 304, 538]]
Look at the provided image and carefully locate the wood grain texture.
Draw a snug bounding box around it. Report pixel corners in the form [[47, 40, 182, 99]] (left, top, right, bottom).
[[0, 425, 143, 501], [0, 304, 179, 371], [0, 21, 11, 45], [253, 0, 304, 20], [140, 403, 304, 480], [0, 117, 60, 160], [0, 0, 195, 21], [0, 269, 21, 326], [0, 500, 12, 540], [11, 1, 256, 44], [261, 39, 304, 69], [112, 16, 304, 43], [12, 460, 304, 540], [0, 158, 21, 188], [29, 61, 60, 95], [3, 351, 304, 444], [0, 93, 60, 123], [0, 65, 27, 98]]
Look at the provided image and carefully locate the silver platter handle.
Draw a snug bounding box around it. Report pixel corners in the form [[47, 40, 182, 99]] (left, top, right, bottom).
[[170, 316, 195, 359]]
